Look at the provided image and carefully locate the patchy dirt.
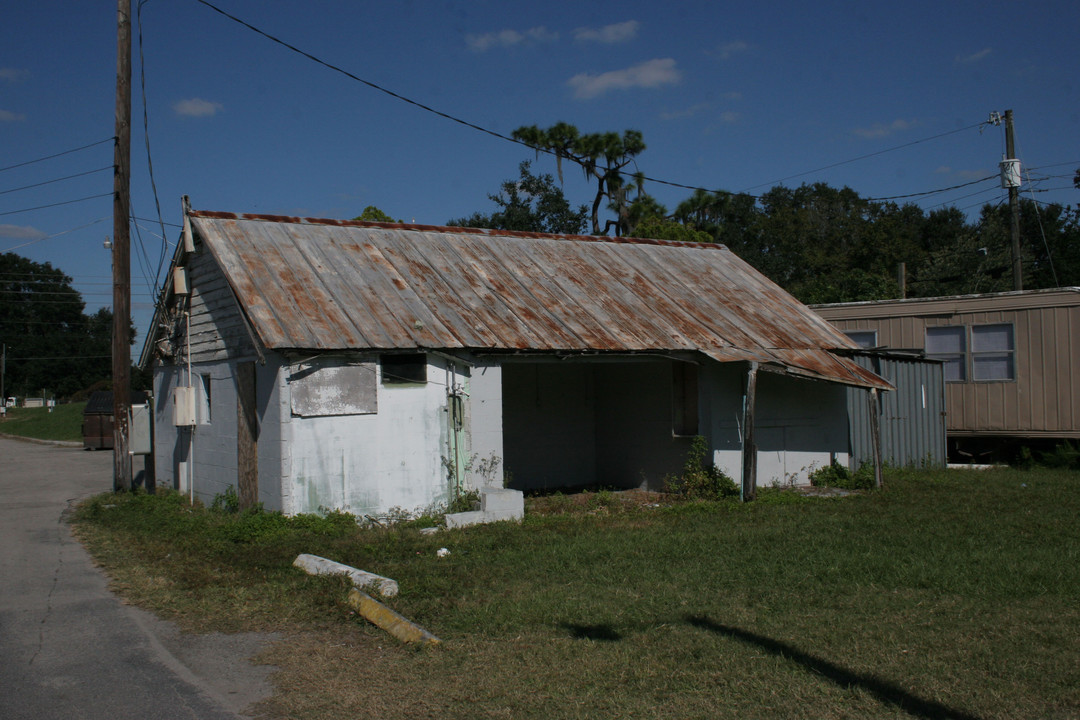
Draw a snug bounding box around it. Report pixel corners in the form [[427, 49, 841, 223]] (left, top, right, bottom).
[[126, 605, 280, 718]]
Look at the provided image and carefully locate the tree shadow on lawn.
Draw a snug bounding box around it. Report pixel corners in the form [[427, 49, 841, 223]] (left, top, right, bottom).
[[559, 622, 623, 642], [684, 615, 983, 720]]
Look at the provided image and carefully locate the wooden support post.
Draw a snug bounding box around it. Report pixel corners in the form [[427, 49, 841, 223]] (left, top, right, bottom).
[[867, 388, 883, 489], [237, 361, 258, 510], [741, 362, 758, 502]]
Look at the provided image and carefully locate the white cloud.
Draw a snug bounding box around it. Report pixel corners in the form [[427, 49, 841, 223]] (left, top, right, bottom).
[[714, 40, 749, 60], [568, 58, 681, 100], [935, 165, 952, 174], [0, 109, 26, 122], [957, 48, 992, 64], [0, 224, 46, 240], [573, 20, 639, 44], [467, 26, 557, 52], [718, 111, 740, 125], [0, 68, 30, 83], [853, 118, 916, 139], [660, 103, 710, 120], [173, 98, 223, 117]]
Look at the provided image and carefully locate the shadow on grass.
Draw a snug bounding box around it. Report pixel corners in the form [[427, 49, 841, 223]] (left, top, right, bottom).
[[685, 615, 983, 720], [559, 622, 623, 642]]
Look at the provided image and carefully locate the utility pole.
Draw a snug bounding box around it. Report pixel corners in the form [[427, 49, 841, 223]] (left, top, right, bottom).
[[1004, 109, 1022, 291], [1, 344, 7, 415], [112, 0, 132, 492]]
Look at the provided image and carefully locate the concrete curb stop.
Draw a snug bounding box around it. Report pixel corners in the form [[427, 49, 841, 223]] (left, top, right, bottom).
[[292, 554, 399, 597], [347, 588, 441, 646]]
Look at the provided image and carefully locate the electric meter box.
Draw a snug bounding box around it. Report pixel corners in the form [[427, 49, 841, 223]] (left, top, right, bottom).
[[129, 403, 152, 455], [173, 386, 197, 426]]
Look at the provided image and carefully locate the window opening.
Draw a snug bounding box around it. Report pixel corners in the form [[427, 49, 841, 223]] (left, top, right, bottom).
[[971, 324, 1015, 381], [926, 326, 966, 382], [672, 362, 699, 436], [844, 330, 877, 349], [381, 353, 428, 384]]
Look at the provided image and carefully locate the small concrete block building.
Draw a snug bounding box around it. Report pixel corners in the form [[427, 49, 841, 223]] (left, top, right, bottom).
[[141, 202, 889, 516]]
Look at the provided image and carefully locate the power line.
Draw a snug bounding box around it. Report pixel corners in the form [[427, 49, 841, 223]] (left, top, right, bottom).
[[194, 0, 1009, 214], [0, 166, 114, 197], [137, 0, 170, 291], [0, 138, 115, 174], [738, 122, 990, 193], [927, 185, 1000, 212], [0, 193, 114, 218], [865, 175, 997, 202], [133, 215, 181, 228], [1026, 160, 1080, 171], [1, 216, 111, 253]]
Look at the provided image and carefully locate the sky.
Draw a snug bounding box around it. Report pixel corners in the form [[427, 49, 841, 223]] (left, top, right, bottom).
[[2, 0, 1078, 343]]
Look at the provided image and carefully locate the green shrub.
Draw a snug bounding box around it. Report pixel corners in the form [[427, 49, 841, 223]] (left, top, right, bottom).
[[808, 459, 876, 490], [211, 485, 241, 514], [448, 488, 481, 514], [1040, 441, 1080, 470], [666, 436, 739, 500]]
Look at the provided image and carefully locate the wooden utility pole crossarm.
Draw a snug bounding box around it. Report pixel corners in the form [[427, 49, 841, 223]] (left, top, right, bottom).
[[112, 0, 132, 492]]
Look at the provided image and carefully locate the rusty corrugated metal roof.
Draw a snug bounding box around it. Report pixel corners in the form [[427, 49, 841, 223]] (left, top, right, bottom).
[[187, 211, 889, 389]]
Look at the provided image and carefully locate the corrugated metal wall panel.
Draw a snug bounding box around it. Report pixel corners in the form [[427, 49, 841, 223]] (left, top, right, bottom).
[[847, 354, 946, 468]]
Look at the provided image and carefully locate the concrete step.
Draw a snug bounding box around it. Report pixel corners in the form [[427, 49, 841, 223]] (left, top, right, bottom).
[[480, 487, 524, 515], [445, 510, 488, 529], [445, 488, 524, 529]]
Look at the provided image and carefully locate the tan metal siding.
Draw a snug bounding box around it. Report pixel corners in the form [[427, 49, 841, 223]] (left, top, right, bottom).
[[816, 292, 1080, 437]]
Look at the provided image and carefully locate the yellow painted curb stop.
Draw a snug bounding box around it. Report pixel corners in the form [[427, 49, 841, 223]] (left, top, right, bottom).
[[347, 588, 441, 646]]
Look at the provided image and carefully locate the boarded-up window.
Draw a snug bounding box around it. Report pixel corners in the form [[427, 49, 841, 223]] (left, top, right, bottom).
[[971, 324, 1015, 381], [926, 326, 966, 382], [672, 362, 699, 436], [289, 358, 377, 417]]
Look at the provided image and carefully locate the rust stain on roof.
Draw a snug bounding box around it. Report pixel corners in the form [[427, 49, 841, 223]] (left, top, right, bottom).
[[186, 209, 890, 389]]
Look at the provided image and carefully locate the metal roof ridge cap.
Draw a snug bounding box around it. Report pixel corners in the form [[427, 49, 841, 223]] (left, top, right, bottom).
[[186, 209, 731, 250]]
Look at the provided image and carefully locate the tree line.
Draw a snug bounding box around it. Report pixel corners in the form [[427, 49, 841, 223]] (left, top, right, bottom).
[[0, 252, 145, 401], [448, 123, 1080, 304]]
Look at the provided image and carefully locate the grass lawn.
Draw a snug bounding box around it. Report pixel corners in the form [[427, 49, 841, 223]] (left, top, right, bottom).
[[0, 402, 84, 442], [72, 467, 1080, 720]]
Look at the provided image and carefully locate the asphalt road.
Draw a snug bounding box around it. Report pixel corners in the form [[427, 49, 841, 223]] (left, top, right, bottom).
[[0, 436, 276, 720]]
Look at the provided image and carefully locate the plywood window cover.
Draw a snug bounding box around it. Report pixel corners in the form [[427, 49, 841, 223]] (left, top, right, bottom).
[[289, 359, 378, 417]]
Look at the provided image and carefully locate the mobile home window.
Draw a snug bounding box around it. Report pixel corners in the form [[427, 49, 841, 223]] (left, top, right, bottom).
[[926, 326, 966, 382], [971, 324, 1015, 381], [844, 330, 877, 349]]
